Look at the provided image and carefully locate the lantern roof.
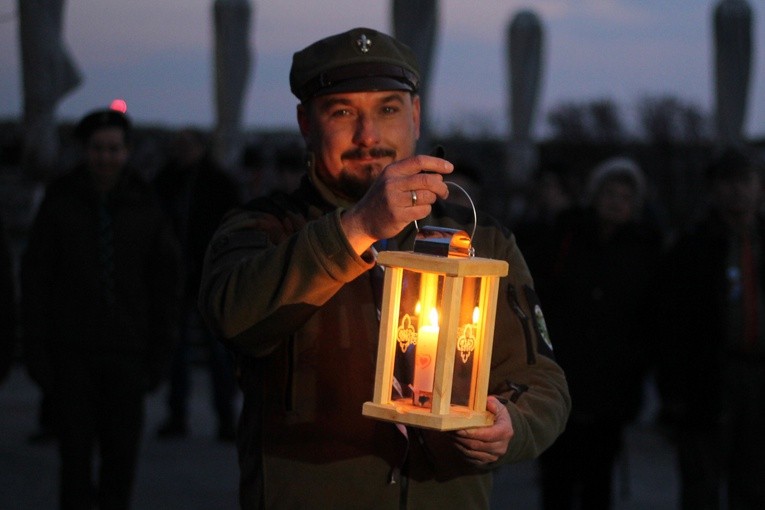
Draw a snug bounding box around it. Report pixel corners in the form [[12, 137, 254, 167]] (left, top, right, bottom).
[[377, 251, 508, 277]]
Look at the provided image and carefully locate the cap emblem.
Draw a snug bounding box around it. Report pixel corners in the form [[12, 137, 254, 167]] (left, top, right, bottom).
[[356, 34, 373, 53]]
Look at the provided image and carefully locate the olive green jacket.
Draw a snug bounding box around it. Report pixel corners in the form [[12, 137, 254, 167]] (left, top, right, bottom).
[[199, 177, 570, 509]]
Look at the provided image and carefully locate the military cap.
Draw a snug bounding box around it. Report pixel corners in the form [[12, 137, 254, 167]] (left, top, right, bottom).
[[289, 27, 420, 102], [74, 108, 132, 143]]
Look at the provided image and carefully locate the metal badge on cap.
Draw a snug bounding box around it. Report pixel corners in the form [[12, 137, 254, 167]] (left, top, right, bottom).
[[357, 34, 372, 53]]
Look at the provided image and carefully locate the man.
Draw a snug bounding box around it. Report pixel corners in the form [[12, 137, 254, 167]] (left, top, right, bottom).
[[198, 27, 570, 509], [22, 108, 182, 509], [657, 149, 765, 509]]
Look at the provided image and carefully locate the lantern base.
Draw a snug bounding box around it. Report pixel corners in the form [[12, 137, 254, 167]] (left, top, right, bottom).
[[362, 400, 493, 431]]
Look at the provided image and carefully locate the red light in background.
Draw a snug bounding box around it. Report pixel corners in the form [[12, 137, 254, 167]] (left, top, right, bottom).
[[110, 99, 128, 113]]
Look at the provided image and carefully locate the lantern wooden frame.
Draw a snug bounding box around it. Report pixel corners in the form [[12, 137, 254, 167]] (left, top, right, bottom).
[[362, 251, 508, 431]]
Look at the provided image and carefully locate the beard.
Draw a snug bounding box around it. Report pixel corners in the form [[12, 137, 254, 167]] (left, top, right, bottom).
[[334, 167, 376, 202], [318, 146, 398, 202]]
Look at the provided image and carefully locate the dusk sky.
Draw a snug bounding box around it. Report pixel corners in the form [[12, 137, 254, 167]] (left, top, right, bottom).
[[1, 0, 763, 139]]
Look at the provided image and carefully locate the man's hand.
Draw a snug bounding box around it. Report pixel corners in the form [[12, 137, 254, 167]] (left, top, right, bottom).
[[341, 155, 453, 254], [452, 396, 514, 465]]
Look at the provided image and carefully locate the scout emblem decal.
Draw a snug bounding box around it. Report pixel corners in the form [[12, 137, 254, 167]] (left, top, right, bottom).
[[357, 34, 372, 53], [534, 305, 553, 352], [523, 284, 555, 359]]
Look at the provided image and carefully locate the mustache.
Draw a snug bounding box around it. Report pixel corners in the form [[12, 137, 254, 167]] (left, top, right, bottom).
[[341, 147, 396, 160]]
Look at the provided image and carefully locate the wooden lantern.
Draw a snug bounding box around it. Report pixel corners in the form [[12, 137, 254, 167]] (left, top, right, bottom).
[[362, 227, 509, 431]]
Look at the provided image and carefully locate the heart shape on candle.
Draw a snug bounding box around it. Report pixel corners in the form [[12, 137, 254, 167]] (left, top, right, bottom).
[[417, 354, 432, 369]]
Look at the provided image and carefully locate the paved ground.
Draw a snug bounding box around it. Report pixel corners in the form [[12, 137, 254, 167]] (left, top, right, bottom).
[[0, 365, 679, 509]]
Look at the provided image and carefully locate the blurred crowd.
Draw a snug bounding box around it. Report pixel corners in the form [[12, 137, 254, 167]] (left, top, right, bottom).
[[1, 104, 765, 509]]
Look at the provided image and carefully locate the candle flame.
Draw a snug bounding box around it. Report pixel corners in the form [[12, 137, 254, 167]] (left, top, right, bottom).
[[429, 308, 439, 327], [472, 306, 480, 324]]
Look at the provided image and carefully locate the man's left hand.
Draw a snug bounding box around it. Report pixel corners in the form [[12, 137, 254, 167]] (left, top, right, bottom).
[[452, 396, 514, 465]]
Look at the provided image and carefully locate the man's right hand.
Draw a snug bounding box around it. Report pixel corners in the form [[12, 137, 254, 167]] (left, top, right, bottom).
[[341, 154, 453, 255]]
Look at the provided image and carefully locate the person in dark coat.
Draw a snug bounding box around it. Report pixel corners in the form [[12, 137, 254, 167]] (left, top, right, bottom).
[[533, 157, 664, 510], [21, 108, 182, 510], [153, 128, 241, 441], [657, 149, 765, 509]]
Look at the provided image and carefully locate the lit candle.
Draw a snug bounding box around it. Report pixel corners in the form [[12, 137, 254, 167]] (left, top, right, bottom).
[[414, 308, 439, 392]]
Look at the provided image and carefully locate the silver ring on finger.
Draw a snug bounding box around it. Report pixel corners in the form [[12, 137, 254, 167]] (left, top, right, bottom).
[[411, 190, 418, 206]]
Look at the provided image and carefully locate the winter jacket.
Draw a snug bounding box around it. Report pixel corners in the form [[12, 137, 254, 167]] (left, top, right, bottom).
[[22, 165, 182, 391]]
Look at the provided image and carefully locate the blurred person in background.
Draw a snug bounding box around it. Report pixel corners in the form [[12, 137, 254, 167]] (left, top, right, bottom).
[[513, 165, 575, 275], [153, 128, 241, 442], [657, 149, 765, 509], [532, 157, 664, 510], [21, 108, 182, 510]]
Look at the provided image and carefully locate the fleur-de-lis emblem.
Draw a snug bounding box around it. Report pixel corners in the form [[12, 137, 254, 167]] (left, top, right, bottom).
[[397, 314, 417, 353], [457, 324, 476, 363], [357, 34, 373, 53]]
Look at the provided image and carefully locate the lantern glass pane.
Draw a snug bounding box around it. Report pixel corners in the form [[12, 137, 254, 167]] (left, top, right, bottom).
[[390, 268, 444, 406], [451, 276, 482, 406]]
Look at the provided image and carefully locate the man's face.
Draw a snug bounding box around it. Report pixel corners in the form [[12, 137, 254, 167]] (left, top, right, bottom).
[[85, 126, 129, 188], [298, 90, 420, 202]]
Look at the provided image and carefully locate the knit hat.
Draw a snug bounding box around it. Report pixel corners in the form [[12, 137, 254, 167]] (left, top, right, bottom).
[[585, 157, 646, 206]]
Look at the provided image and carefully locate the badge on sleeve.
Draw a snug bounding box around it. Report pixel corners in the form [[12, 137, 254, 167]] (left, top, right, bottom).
[[523, 285, 555, 359]]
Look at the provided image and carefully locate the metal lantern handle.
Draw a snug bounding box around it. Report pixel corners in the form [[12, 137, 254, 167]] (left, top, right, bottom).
[[413, 180, 478, 258], [446, 180, 478, 250]]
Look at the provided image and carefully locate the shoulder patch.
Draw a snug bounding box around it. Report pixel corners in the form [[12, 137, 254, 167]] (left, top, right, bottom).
[[523, 285, 555, 359]]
